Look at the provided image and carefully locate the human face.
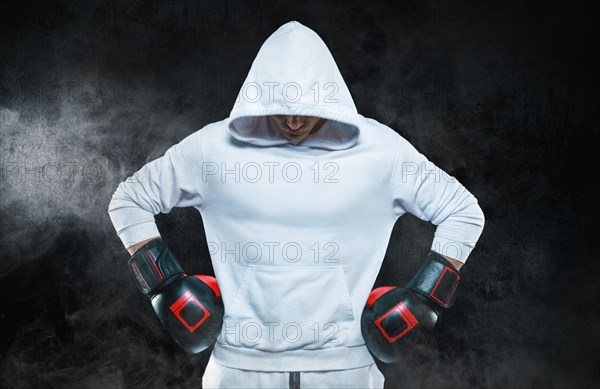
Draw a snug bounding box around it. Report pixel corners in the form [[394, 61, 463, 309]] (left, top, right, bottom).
[[268, 115, 326, 143]]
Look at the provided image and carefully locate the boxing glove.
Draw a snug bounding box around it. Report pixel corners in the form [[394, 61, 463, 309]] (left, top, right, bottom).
[[361, 251, 461, 363], [128, 238, 224, 354]]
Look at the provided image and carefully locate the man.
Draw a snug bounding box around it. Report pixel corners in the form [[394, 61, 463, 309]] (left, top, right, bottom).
[[108, 21, 484, 388]]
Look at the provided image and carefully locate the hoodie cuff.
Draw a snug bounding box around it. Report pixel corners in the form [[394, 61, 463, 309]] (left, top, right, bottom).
[[117, 222, 161, 250], [431, 235, 476, 263]]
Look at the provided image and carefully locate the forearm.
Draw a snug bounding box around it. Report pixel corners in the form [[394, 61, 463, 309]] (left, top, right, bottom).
[[108, 132, 205, 253], [442, 255, 463, 270], [127, 236, 161, 256], [431, 201, 485, 263]]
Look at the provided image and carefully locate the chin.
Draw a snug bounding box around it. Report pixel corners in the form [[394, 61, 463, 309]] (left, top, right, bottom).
[[287, 136, 306, 144]]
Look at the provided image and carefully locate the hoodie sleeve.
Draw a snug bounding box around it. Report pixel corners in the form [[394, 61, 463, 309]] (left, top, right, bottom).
[[107, 130, 205, 249], [391, 136, 485, 263]]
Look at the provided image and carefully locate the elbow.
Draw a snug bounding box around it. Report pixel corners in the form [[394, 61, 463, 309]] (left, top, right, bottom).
[[473, 201, 485, 233], [107, 181, 131, 216], [459, 196, 485, 237], [107, 183, 121, 215], [107, 192, 117, 216], [460, 187, 485, 233]]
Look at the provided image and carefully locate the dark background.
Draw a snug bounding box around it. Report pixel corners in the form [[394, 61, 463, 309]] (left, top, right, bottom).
[[1, 0, 598, 388]]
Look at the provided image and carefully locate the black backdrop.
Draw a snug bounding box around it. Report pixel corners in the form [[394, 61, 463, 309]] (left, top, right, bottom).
[[1, 1, 598, 388]]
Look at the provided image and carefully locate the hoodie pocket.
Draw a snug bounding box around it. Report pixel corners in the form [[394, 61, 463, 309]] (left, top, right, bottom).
[[221, 264, 356, 352]]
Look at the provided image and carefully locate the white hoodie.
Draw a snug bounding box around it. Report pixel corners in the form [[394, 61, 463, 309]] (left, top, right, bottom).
[[108, 21, 484, 371]]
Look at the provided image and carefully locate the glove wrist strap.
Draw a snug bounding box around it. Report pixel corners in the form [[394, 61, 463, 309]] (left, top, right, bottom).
[[406, 251, 461, 309], [128, 238, 184, 296]]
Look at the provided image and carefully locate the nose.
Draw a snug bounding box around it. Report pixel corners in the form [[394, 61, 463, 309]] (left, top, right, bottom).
[[286, 116, 304, 130]]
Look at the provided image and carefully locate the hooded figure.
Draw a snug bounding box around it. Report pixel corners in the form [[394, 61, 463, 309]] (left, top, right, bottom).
[[109, 21, 484, 387]]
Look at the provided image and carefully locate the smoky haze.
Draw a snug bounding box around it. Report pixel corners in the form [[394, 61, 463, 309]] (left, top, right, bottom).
[[1, 0, 598, 388]]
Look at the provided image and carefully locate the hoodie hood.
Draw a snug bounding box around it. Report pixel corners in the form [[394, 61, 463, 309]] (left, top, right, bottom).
[[228, 21, 361, 150]]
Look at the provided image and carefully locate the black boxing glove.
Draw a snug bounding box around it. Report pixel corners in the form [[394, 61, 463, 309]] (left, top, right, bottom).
[[361, 251, 461, 363], [128, 238, 224, 354]]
